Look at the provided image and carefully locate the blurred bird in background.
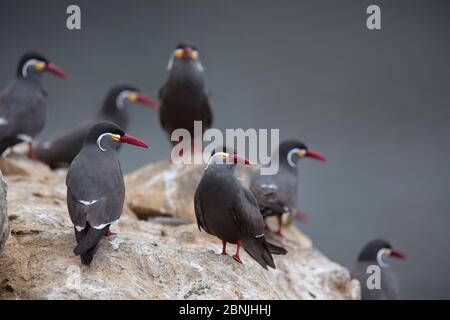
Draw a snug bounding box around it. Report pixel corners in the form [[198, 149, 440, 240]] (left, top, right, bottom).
[[34, 84, 157, 168], [250, 140, 326, 236], [0, 52, 67, 158], [352, 239, 406, 300], [159, 42, 213, 152]]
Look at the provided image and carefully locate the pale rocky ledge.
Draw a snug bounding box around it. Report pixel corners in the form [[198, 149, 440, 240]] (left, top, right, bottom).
[[0, 149, 360, 299]]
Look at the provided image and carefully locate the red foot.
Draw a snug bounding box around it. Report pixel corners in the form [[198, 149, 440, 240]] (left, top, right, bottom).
[[233, 254, 242, 264], [233, 240, 243, 264], [105, 229, 117, 237]]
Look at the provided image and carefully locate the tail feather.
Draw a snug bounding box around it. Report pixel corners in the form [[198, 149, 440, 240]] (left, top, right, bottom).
[[241, 238, 276, 270], [73, 225, 108, 256], [266, 241, 288, 255]]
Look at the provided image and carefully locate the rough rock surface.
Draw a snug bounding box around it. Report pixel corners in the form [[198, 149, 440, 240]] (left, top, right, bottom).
[[125, 158, 254, 221], [0, 170, 8, 252], [0, 156, 360, 300]]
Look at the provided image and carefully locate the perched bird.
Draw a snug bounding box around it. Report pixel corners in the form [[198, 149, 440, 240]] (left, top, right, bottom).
[[250, 140, 326, 236], [0, 52, 67, 157], [66, 121, 149, 265], [194, 148, 287, 270], [159, 42, 212, 149], [34, 84, 157, 168], [351, 239, 406, 300]]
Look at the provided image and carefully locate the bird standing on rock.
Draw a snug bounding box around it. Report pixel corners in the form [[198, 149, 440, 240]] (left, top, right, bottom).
[[66, 121, 149, 265], [159, 42, 212, 150], [250, 140, 326, 236], [0, 52, 67, 157], [352, 239, 406, 300], [194, 148, 287, 270], [34, 84, 157, 168]]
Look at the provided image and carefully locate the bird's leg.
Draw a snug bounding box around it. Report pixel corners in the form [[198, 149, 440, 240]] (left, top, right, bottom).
[[105, 229, 116, 237], [221, 240, 227, 255], [233, 240, 243, 264], [275, 216, 284, 237], [28, 142, 38, 160], [264, 217, 272, 232]]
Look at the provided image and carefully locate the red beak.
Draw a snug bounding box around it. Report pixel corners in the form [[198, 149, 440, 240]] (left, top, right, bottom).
[[305, 150, 327, 162], [119, 134, 149, 149], [293, 210, 309, 223], [390, 249, 407, 260], [183, 47, 193, 58], [44, 63, 68, 79], [231, 153, 251, 165], [136, 94, 159, 109]]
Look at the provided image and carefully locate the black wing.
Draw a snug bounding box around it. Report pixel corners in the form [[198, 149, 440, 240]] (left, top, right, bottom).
[[194, 185, 210, 233], [230, 187, 265, 239]]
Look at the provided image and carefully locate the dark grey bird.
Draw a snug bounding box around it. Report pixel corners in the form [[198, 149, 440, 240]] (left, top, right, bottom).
[[250, 140, 326, 236], [159, 42, 212, 150], [34, 84, 157, 169], [351, 239, 406, 300], [66, 121, 149, 265], [0, 52, 67, 157], [194, 148, 287, 270]]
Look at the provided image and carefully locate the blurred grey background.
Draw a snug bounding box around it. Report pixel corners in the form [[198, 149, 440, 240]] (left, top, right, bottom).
[[1, 0, 449, 299]]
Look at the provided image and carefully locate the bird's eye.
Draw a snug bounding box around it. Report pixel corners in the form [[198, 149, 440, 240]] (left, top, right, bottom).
[[191, 50, 199, 60], [174, 49, 184, 58]]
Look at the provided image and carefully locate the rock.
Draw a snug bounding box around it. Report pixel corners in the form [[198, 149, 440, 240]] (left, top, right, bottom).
[[125, 158, 254, 221], [0, 143, 54, 177], [0, 155, 360, 300], [0, 170, 8, 252]]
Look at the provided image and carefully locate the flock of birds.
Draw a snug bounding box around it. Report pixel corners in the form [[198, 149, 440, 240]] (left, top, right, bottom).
[[0, 42, 406, 299]]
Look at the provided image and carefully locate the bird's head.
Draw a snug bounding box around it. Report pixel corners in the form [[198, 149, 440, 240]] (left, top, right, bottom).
[[278, 140, 326, 168], [206, 146, 251, 169], [17, 52, 67, 79], [357, 239, 407, 268], [104, 84, 158, 111], [167, 41, 204, 72], [85, 121, 149, 152]]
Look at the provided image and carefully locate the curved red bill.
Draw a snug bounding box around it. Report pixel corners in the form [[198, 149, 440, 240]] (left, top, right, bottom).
[[137, 94, 159, 109], [44, 63, 68, 79], [390, 249, 407, 260], [305, 149, 327, 162], [231, 153, 251, 165], [119, 134, 149, 149], [183, 47, 193, 57]]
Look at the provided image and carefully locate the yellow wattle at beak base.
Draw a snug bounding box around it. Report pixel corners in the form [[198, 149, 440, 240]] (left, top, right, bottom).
[[111, 135, 121, 141], [128, 93, 138, 103], [35, 63, 45, 72], [297, 150, 307, 158], [175, 49, 184, 59], [191, 51, 198, 60]]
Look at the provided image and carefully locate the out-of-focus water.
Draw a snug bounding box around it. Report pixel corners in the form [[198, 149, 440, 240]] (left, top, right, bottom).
[[1, 0, 449, 299]]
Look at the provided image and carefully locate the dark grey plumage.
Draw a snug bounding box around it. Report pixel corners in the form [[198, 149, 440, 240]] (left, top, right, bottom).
[[351, 239, 406, 300], [159, 42, 212, 146], [194, 149, 287, 270], [0, 52, 66, 155], [34, 85, 156, 168], [66, 121, 148, 265], [250, 140, 326, 235]]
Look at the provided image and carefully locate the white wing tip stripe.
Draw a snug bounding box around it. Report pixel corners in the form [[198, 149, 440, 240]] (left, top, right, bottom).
[[78, 200, 98, 206]]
